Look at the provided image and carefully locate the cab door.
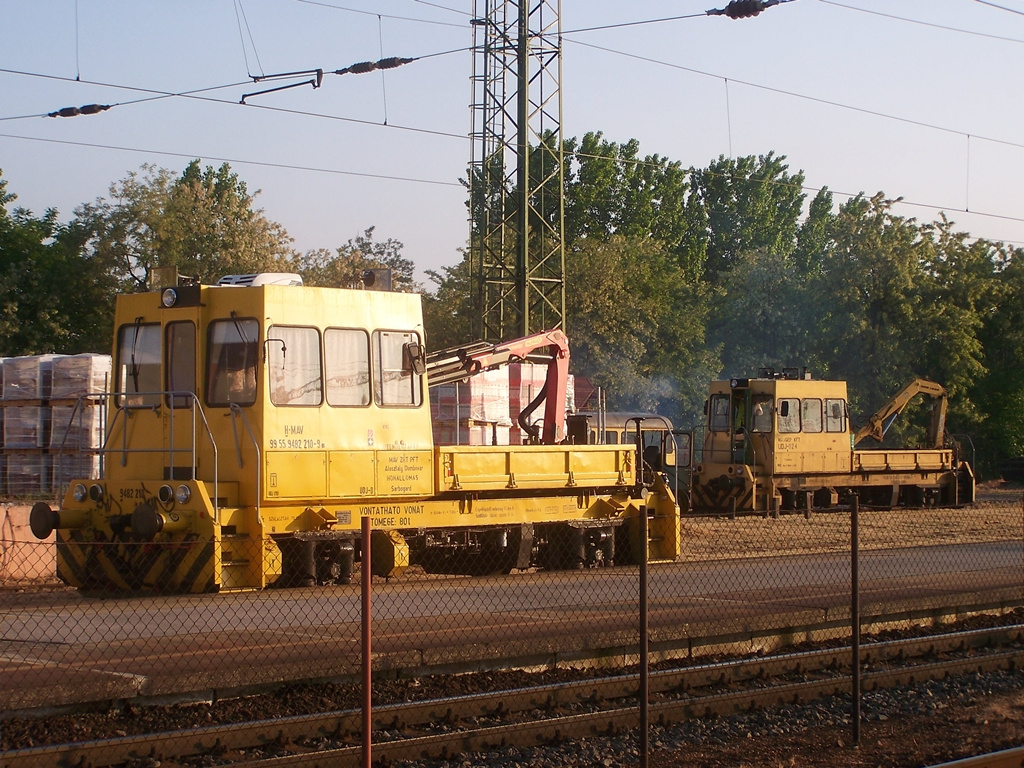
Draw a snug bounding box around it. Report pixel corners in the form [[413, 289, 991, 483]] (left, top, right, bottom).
[[164, 319, 199, 481]]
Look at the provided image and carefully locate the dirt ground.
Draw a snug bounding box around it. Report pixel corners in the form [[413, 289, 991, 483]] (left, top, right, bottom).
[[678, 485, 1023, 562]]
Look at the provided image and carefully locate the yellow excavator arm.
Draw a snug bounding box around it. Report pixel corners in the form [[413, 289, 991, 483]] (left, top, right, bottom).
[[854, 378, 948, 448]]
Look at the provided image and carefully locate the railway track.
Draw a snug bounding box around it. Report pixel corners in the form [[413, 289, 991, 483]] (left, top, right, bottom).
[[4, 624, 1022, 768]]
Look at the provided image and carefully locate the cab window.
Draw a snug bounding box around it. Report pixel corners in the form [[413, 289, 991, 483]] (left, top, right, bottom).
[[268, 326, 322, 406], [751, 395, 773, 433], [825, 398, 847, 433], [802, 398, 823, 433], [325, 328, 371, 406], [778, 398, 801, 433], [709, 395, 730, 432], [206, 318, 258, 407], [372, 330, 423, 407], [117, 321, 161, 407], [166, 321, 196, 408]]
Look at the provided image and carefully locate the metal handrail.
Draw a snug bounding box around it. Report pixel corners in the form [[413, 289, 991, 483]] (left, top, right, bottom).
[[52, 391, 220, 523], [229, 403, 262, 524]]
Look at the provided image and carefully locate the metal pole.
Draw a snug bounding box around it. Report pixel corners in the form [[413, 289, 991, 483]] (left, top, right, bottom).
[[362, 515, 372, 768], [851, 496, 861, 746], [639, 503, 649, 768], [516, 0, 530, 337]]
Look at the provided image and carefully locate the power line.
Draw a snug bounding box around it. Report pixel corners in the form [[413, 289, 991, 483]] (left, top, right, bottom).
[[0, 131, 463, 187], [817, 0, 1024, 44], [4, 126, 1015, 244], [974, 0, 1024, 16], [0, 65, 471, 141], [561, 13, 706, 35], [293, 0, 465, 28], [406, 0, 470, 17], [562, 38, 1024, 152]]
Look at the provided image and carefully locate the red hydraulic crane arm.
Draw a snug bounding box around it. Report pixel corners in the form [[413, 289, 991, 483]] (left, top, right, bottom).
[[425, 329, 570, 444]]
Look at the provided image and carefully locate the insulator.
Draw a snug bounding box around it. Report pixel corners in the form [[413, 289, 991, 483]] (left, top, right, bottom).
[[48, 103, 112, 118], [346, 61, 376, 74], [725, 0, 764, 18], [376, 56, 413, 70]]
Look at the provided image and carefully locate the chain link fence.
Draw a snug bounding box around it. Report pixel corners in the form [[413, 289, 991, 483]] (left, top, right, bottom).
[[2, 488, 1022, 764]]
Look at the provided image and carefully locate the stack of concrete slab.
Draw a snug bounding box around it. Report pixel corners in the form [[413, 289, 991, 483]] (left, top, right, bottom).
[[430, 367, 513, 445], [429, 363, 576, 446], [1, 353, 111, 497]]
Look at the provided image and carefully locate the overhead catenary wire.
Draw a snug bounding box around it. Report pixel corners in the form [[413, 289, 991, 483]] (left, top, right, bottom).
[[2, 128, 1021, 249], [234, 0, 266, 78], [1, 6, 1022, 246], [0, 131, 463, 187], [561, 38, 1024, 153], [817, 0, 1024, 44], [974, 0, 1024, 16], [293, 0, 465, 28]]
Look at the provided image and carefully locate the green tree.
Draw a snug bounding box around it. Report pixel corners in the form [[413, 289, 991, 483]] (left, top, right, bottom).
[[296, 227, 417, 292], [565, 235, 718, 423], [811, 193, 925, 421], [711, 248, 819, 378], [75, 161, 294, 291], [970, 248, 1024, 476], [690, 152, 807, 282], [563, 132, 701, 277], [422, 254, 476, 350], [0, 171, 114, 355]]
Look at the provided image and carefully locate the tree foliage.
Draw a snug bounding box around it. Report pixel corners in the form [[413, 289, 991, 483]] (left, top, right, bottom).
[[295, 227, 417, 292], [0, 172, 115, 355], [75, 161, 294, 291]]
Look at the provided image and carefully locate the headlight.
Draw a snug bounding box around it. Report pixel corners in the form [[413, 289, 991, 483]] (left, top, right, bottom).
[[88, 484, 104, 502], [73, 484, 87, 502], [175, 485, 191, 504], [158, 485, 175, 504], [161, 288, 178, 307]]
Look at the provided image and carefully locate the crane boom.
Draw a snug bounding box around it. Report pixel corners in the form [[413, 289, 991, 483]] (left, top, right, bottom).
[[854, 378, 948, 448], [425, 329, 570, 444]]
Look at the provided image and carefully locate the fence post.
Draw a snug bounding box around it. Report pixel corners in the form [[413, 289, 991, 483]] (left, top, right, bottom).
[[362, 515, 372, 768], [640, 503, 649, 768], [851, 496, 861, 746]]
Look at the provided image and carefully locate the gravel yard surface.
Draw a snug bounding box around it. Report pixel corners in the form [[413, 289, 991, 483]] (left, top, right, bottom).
[[680, 486, 1022, 561]]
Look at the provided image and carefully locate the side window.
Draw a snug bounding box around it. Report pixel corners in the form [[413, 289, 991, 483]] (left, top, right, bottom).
[[372, 330, 423, 407], [268, 326, 322, 406], [206, 318, 259, 407], [778, 398, 801, 433], [117, 322, 161, 407], [751, 395, 773, 433], [166, 321, 196, 408], [604, 431, 619, 444], [825, 398, 847, 433], [325, 328, 371, 407], [709, 394, 731, 432], [802, 398, 823, 433]]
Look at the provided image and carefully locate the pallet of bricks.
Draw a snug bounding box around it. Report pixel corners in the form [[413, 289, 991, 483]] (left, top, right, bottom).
[[429, 363, 575, 446], [2, 353, 111, 498]]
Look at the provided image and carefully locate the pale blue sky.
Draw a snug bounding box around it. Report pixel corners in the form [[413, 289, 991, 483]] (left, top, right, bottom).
[[1, 0, 1022, 282]]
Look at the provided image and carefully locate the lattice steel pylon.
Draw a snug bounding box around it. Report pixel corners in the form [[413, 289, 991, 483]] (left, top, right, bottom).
[[469, 0, 565, 341]]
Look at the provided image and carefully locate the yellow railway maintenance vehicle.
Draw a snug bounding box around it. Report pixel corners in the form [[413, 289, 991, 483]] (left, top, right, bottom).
[[690, 368, 975, 516], [30, 271, 680, 592]]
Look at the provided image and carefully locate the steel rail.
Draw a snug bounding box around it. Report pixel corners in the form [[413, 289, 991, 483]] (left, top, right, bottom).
[[226, 649, 1024, 768], [924, 745, 1024, 768], [3, 626, 1022, 768]]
